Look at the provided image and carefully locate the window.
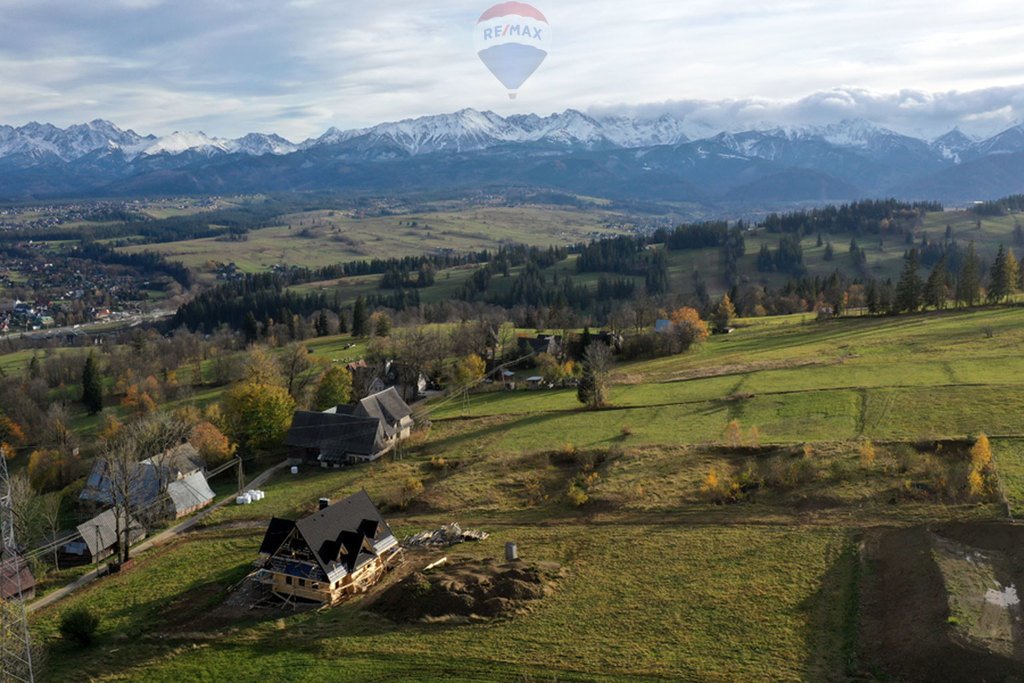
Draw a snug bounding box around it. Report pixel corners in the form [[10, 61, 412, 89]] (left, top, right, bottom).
[[285, 576, 292, 585], [299, 579, 306, 587]]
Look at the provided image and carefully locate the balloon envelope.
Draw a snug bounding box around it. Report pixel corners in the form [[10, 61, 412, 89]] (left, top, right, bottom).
[[475, 2, 550, 96]]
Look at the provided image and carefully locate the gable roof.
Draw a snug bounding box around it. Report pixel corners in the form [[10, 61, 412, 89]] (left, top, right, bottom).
[[0, 556, 35, 599], [260, 490, 395, 577], [258, 517, 296, 556], [354, 387, 412, 436], [75, 508, 145, 557], [166, 471, 215, 514], [142, 443, 203, 478], [80, 442, 204, 506], [285, 411, 385, 462]]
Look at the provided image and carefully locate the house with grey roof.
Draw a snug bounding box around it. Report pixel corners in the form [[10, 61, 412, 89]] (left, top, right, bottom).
[[350, 387, 414, 441]]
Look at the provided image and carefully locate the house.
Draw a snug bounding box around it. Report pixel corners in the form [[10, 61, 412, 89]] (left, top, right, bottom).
[[285, 411, 388, 467], [80, 443, 204, 508], [256, 490, 401, 605], [0, 556, 36, 601], [526, 376, 545, 389], [60, 508, 146, 567], [286, 388, 414, 467], [520, 334, 563, 358], [166, 470, 216, 518], [351, 387, 414, 441]]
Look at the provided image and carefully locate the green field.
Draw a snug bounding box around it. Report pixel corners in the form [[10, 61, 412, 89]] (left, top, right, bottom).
[[25, 305, 1024, 681], [121, 204, 630, 274]]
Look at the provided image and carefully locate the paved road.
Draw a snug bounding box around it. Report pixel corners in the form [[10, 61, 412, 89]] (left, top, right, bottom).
[[27, 459, 289, 614]]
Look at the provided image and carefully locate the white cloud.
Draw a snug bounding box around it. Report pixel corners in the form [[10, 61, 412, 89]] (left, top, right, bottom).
[[0, 0, 1021, 139]]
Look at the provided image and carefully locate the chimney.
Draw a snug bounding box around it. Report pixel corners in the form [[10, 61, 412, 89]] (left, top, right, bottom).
[[318, 498, 330, 511]]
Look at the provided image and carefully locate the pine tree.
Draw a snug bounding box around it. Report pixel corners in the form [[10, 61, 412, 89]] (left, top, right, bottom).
[[81, 351, 103, 415], [957, 242, 981, 307], [866, 280, 880, 315], [242, 312, 260, 344], [895, 249, 923, 313], [923, 257, 948, 310], [316, 310, 330, 337], [988, 245, 1018, 303], [823, 242, 834, 261], [351, 296, 368, 337], [337, 310, 349, 334]]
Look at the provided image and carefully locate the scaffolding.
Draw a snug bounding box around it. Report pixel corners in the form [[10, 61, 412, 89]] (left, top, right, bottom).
[[0, 453, 33, 682]]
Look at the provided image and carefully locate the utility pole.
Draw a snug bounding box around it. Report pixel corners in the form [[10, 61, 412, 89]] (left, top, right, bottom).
[[236, 456, 245, 496], [0, 453, 34, 682]]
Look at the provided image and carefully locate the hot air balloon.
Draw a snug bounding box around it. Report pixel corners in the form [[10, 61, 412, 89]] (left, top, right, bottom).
[[475, 2, 550, 99]]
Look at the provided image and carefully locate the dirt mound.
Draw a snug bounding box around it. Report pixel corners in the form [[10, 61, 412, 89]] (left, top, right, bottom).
[[371, 557, 564, 623], [858, 523, 1024, 682]]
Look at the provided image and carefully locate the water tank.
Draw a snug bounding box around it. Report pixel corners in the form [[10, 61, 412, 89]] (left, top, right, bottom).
[[290, 466, 299, 475], [505, 542, 519, 562]]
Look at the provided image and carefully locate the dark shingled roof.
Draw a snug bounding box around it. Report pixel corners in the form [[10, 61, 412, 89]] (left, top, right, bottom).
[[258, 517, 296, 556], [285, 411, 385, 463], [295, 490, 394, 574], [258, 490, 394, 577]]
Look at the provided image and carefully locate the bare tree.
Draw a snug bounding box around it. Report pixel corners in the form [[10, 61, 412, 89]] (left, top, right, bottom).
[[279, 342, 322, 404], [38, 493, 63, 567], [101, 413, 190, 564]]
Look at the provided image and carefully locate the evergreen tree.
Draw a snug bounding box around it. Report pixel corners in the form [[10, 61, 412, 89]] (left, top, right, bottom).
[[923, 256, 948, 310], [866, 279, 880, 315], [315, 310, 330, 337], [81, 352, 103, 415], [957, 242, 981, 307], [895, 249, 923, 312], [823, 242, 835, 261], [757, 244, 775, 272], [987, 244, 1018, 303], [351, 296, 368, 337], [242, 312, 260, 344], [338, 310, 349, 334]]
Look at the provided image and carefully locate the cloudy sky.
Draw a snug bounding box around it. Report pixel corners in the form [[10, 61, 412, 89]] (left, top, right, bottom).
[[2, 0, 1024, 140]]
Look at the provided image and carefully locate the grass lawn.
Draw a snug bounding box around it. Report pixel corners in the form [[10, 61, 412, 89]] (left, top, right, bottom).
[[34, 523, 854, 683]]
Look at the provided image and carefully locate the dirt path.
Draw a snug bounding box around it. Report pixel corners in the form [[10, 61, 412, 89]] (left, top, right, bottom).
[[28, 459, 290, 614]]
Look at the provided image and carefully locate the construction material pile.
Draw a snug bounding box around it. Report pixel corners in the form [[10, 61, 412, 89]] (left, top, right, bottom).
[[403, 522, 489, 548]]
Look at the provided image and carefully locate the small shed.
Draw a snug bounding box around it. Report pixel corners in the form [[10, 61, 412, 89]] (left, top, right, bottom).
[[526, 376, 544, 389], [61, 509, 146, 566], [0, 556, 35, 601]]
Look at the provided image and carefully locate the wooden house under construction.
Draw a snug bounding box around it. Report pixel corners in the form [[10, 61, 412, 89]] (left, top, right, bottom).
[[256, 490, 401, 605]]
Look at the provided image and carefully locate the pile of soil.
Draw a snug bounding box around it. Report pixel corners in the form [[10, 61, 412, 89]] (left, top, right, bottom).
[[371, 557, 564, 622]]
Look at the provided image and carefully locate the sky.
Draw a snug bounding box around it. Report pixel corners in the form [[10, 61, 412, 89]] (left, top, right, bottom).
[[2, 0, 1024, 140]]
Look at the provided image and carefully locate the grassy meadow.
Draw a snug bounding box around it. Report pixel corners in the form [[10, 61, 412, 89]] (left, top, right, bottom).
[[25, 304, 1024, 681], [121, 204, 629, 275]]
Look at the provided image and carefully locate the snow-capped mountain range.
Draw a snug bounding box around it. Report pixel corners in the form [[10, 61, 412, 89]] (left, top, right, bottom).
[[3, 109, 1024, 205]]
